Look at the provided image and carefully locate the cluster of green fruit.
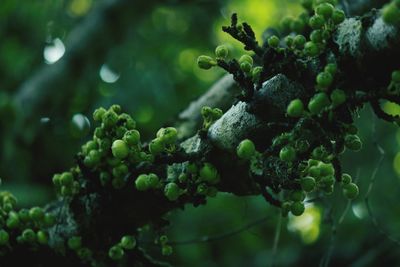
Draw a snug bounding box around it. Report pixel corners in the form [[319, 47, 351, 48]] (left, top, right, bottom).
[[108, 235, 136, 261], [0, 191, 55, 252], [287, 63, 347, 118], [157, 235, 173, 256], [277, 0, 345, 57], [52, 171, 80, 197]]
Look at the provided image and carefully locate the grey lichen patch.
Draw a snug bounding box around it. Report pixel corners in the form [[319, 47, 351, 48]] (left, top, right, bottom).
[[258, 74, 303, 113], [366, 17, 399, 51], [208, 101, 262, 151], [180, 134, 209, 154], [335, 18, 363, 57], [47, 204, 78, 252]]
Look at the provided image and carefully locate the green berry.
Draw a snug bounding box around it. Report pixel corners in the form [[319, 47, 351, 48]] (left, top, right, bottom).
[[309, 15, 325, 29], [392, 70, 400, 83], [159, 235, 168, 245], [341, 173, 352, 185], [22, 229, 36, 243], [149, 138, 164, 155], [294, 35, 306, 49], [280, 16, 293, 32], [60, 172, 73, 186], [290, 202, 305, 216], [290, 18, 305, 33], [120, 235, 136, 250], [285, 36, 294, 47], [268, 35, 280, 48], [287, 99, 304, 117], [29, 206, 44, 221], [102, 110, 118, 129], [109, 245, 124, 260], [68, 236, 82, 250], [301, 0, 313, 9], [279, 146, 296, 162], [319, 162, 335, 176], [304, 41, 320, 57], [37, 230, 48, 245], [135, 174, 149, 191], [215, 45, 229, 58], [344, 135, 362, 151], [196, 183, 208, 195], [112, 140, 129, 159], [332, 9, 345, 24], [112, 164, 128, 178], [236, 139, 256, 160], [316, 71, 333, 88], [146, 173, 159, 188], [18, 209, 30, 222], [300, 176, 316, 192], [199, 163, 219, 184], [43, 213, 56, 227], [343, 183, 359, 199], [164, 183, 181, 201], [123, 130, 140, 145], [111, 104, 122, 113], [0, 230, 9, 246], [308, 92, 330, 115], [382, 3, 400, 25], [240, 62, 252, 73], [93, 107, 106, 121], [157, 127, 178, 144], [310, 30, 323, 43], [239, 55, 253, 65], [290, 190, 305, 202], [315, 3, 334, 18], [162, 245, 173, 256], [197, 55, 216, 70], [52, 174, 62, 186], [324, 63, 337, 75], [77, 248, 92, 261], [330, 89, 346, 107]]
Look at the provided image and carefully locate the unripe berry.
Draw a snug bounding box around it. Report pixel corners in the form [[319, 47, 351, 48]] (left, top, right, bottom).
[[344, 135, 362, 151], [109, 245, 124, 260], [342, 183, 359, 199], [236, 139, 256, 160], [309, 15, 325, 29], [0, 229, 9, 245], [112, 140, 129, 159], [315, 3, 334, 18], [164, 182, 181, 201], [291, 18, 306, 33], [199, 163, 219, 184], [60, 172, 73, 186], [332, 9, 345, 24], [29, 207, 44, 221], [310, 30, 323, 43], [382, 3, 400, 25], [304, 41, 320, 57], [215, 45, 229, 58], [157, 127, 178, 144], [392, 70, 400, 83], [22, 229, 36, 243], [287, 99, 304, 117], [146, 173, 159, 188], [290, 201, 305, 216], [93, 107, 106, 121], [37, 230, 48, 245], [268, 35, 280, 48], [319, 162, 335, 176], [294, 35, 306, 49], [123, 130, 140, 145], [290, 190, 305, 202], [324, 63, 337, 75], [149, 138, 164, 155], [240, 62, 252, 73], [330, 89, 346, 107], [301, 176, 316, 192], [239, 55, 253, 65], [197, 55, 216, 70], [68, 236, 82, 250], [120, 235, 136, 250], [162, 245, 173, 256], [316, 71, 333, 88], [135, 174, 149, 191], [279, 146, 296, 162], [341, 173, 352, 185], [308, 92, 330, 115], [102, 110, 118, 129]]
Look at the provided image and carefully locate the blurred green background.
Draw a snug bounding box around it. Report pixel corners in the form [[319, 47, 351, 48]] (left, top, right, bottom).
[[0, 0, 399, 266]]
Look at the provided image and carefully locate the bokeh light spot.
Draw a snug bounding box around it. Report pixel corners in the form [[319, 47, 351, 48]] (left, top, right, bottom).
[[43, 38, 65, 64]]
